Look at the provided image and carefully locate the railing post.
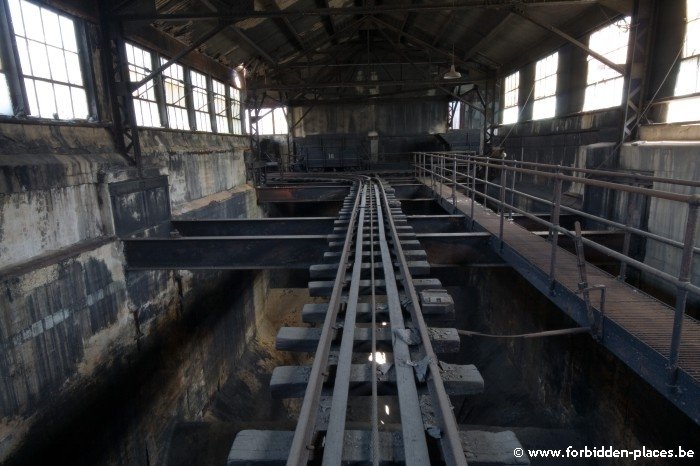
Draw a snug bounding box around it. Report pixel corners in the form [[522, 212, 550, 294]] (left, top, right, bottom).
[[413, 152, 417, 179], [430, 154, 435, 192], [499, 157, 507, 249], [470, 156, 477, 229], [483, 155, 490, 203], [548, 165, 564, 292], [439, 155, 444, 200], [509, 159, 517, 219], [618, 206, 634, 281], [667, 196, 700, 385], [452, 157, 457, 212]]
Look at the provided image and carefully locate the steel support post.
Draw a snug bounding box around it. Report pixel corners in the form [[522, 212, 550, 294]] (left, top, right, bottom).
[[499, 160, 507, 249], [618, 208, 634, 281], [548, 167, 564, 292], [470, 159, 477, 229], [667, 197, 700, 385], [99, 0, 142, 171], [621, 0, 653, 143], [509, 159, 517, 219], [452, 158, 457, 212]]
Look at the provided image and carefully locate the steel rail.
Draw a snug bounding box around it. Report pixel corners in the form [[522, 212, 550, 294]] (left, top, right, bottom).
[[373, 183, 432, 465], [369, 184, 380, 466], [322, 184, 368, 463], [376, 179, 469, 466], [287, 180, 365, 466]]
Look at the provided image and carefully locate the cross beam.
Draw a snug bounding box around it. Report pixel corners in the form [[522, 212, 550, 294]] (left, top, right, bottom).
[[114, 1, 599, 22]]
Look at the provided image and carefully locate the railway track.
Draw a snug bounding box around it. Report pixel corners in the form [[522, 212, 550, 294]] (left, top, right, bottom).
[[228, 176, 523, 465]]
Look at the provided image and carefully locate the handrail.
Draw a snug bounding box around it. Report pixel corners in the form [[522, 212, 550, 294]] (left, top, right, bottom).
[[413, 151, 700, 386], [419, 151, 700, 189]]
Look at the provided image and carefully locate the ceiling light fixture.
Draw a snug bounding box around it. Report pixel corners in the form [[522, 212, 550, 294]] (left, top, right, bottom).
[[444, 43, 461, 79]]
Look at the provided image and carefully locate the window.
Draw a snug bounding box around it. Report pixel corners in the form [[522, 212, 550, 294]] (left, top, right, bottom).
[[211, 79, 229, 133], [668, 0, 700, 122], [502, 71, 519, 124], [230, 75, 242, 134], [582, 17, 630, 111], [273, 107, 287, 134], [247, 107, 287, 135], [190, 70, 211, 132], [448, 101, 462, 130], [9, 0, 88, 119], [161, 58, 189, 130], [125, 42, 161, 127], [533, 52, 558, 120], [0, 55, 11, 115]]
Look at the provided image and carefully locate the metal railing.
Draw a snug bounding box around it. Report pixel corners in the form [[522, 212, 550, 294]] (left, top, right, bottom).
[[413, 151, 700, 383]]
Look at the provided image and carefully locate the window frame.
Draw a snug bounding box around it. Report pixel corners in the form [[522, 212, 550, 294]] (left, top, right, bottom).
[[0, 0, 245, 133], [160, 57, 191, 131], [667, 0, 700, 123], [532, 52, 559, 120], [230, 72, 243, 135], [248, 106, 288, 136], [0, 0, 97, 121], [448, 100, 462, 130], [189, 68, 212, 132], [582, 17, 631, 112], [211, 77, 230, 133], [502, 71, 520, 125], [125, 41, 162, 128]]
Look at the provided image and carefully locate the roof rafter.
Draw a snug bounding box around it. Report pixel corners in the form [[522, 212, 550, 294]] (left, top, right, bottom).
[[114, 1, 601, 22]]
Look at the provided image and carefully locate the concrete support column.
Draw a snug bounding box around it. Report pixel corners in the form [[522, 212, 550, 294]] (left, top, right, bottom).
[[519, 62, 535, 122], [563, 44, 589, 115]]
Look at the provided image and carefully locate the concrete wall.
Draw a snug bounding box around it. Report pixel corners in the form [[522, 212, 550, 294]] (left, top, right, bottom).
[[0, 120, 265, 465], [619, 142, 700, 297]]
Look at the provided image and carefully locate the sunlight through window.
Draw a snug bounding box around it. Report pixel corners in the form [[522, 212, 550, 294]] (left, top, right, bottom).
[[502, 71, 520, 124], [533, 52, 559, 120], [668, 0, 700, 122], [582, 17, 630, 111], [9, 0, 88, 119], [161, 58, 190, 130], [0, 55, 11, 115], [191, 70, 212, 132], [125, 42, 161, 127]]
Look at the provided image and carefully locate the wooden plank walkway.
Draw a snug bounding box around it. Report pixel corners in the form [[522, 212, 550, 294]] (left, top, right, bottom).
[[431, 180, 700, 382]]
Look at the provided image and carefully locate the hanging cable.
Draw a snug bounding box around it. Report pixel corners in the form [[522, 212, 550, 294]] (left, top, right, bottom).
[[457, 327, 590, 338]]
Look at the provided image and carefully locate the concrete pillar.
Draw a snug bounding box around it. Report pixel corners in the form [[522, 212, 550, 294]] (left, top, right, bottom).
[[519, 63, 535, 122]]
